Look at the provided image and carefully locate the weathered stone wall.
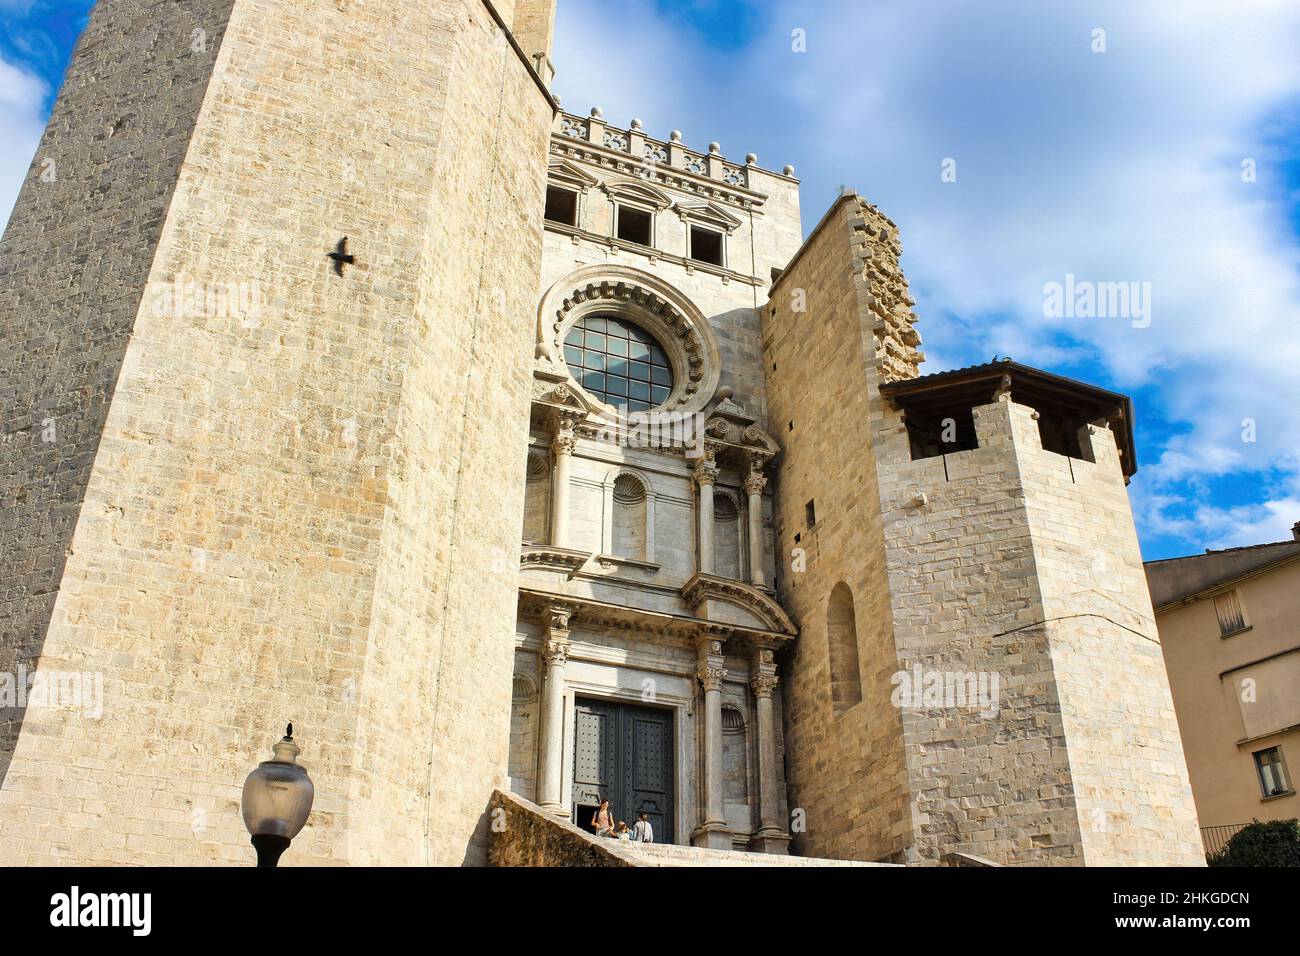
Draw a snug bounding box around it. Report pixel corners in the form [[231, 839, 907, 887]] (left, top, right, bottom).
[[0, 0, 237, 785], [763, 196, 913, 862], [0, 0, 554, 866], [1016, 412, 1203, 865], [769, 193, 1200, 866], [873, 397, 1085, 865], [873, 394, 1201, 865], [489, 789, 632, 866]]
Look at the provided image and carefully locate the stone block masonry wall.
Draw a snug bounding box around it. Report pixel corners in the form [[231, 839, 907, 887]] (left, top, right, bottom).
[[873, 395, 1203, 865], [1014, 411, 1203, 865], [873, 398, 1085, 864], [762, 196, 912, 863], [0, 0, 238, 785], [0, 0, 554, 865]]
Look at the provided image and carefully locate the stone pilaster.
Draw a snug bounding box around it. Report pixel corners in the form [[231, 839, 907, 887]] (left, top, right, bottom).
[[693, 455, 719, 575], [749, 648, 790, 854], [743, 459, 768, 588], [535, 602, 575, 817], [692, 633, 731, 850], [549, 418, 578, 548]]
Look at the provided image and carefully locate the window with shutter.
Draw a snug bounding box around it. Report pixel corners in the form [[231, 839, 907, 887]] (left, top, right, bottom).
[[1213, 589, 1248, 637]]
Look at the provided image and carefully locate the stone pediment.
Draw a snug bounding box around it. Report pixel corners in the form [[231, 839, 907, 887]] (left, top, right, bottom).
[[701, 416, 781, 458], [673, 199, 743, 234], [520, 545, 591, 582], [531, 373, 585, 411], [680, 573, 796, 637], [600, 178, 674, 211], [547, 157, 599, 191]]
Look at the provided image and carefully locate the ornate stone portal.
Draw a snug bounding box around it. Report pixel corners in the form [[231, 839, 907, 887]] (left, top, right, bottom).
[[514, 168, 795, 848]]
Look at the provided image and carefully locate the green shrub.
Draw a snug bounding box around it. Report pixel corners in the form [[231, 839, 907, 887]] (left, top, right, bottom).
[[1208, 819, 1300, 867]]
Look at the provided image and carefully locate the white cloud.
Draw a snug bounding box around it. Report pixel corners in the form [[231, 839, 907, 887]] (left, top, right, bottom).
[[0, 55, 47, 231], [553, 0, 1300, 554]]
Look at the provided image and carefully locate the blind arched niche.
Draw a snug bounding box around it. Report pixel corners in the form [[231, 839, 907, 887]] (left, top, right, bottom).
[[827, 582, 863, 718]]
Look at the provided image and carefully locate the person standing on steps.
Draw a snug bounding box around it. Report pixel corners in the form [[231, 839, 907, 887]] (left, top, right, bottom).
[[632, 812, 654, 843], [592, 798, 614, 837]]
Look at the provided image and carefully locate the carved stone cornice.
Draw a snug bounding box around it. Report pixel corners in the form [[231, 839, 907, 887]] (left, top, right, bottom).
[[548, 136, 767, 214], [520, 545, 591, 579], [517, 587, 791, 646], [681, 572, 797, 637]]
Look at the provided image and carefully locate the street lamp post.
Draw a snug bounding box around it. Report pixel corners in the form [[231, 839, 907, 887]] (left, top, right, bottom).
[[241, 723, 315, 867]]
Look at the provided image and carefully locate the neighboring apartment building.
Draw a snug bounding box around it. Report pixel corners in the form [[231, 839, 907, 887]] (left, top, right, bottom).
[[1147, 526, 1300, 853]]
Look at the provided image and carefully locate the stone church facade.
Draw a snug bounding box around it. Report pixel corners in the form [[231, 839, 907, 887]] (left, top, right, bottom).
[[0, 0, 1203, 866]]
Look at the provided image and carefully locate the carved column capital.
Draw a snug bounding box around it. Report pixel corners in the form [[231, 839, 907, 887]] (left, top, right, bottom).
[[742, 472, 767, 496], [551, 431, 578, 457], [692, 458, 719, 487], [542, 637, 570, 670], [550, 411, 582, 456], [697, 663, 728, 692], [695, 631, 727, 690], [750, 646, 778, 697]]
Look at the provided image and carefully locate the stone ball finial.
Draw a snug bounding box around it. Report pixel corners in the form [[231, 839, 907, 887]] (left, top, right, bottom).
[[708, 141, 721, 155], [745, 153, 758, 165], [554, 94, 562, 107], [590, 106, 603, 118], [717, 385, 734, 401], [783, 164, 796, 177], [630, 118, 643, 130], [670, 130, 682, 143]]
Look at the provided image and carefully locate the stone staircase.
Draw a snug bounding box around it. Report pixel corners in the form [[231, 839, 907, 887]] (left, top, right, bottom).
[[612, 841, 880, 867], [489, 789, 894, 867]]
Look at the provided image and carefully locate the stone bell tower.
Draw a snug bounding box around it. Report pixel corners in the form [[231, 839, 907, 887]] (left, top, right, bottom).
[[0, 0, 556, 865], [765, 194, 1203, 865]]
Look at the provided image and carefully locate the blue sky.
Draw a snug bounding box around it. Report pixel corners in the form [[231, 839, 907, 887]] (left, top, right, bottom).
[[2, 0, 1299, 560]]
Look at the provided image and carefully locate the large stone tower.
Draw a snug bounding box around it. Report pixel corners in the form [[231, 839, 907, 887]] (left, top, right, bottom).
[[0, 0, 557, 865], [765, 194, 1204, 865]]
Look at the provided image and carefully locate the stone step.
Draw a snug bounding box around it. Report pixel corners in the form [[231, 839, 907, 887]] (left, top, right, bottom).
[[612, 841, 881, 867]]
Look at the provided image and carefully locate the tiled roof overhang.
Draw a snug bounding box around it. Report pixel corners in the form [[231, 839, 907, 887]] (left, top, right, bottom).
[[879, 359, 1138, 477]]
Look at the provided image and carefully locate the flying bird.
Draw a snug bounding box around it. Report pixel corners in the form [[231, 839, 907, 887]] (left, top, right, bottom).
[[327, 237, 355, 275]]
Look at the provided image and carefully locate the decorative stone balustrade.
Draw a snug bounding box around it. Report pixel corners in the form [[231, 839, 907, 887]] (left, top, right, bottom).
[[553, 107, 800, 189]]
